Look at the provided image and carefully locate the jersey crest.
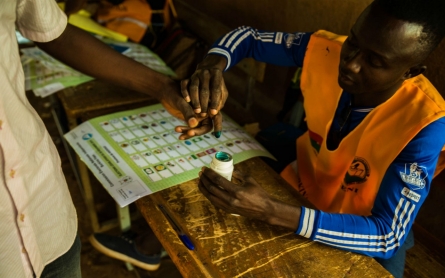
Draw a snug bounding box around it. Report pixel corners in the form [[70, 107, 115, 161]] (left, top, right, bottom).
[[400, 162, 427, 190], [284, 33, 304, 48]]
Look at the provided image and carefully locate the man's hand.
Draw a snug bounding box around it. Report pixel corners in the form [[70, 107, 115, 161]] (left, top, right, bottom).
[[156, 80, 219, 140], [36, 24, 207, 135], [181, 55, 228, 116], [178, 75, 228, 139], [181, 55, 228, 138], [158, 80, 201, 128], [198, 167, 301, 230], [174, 117, 214, 140]]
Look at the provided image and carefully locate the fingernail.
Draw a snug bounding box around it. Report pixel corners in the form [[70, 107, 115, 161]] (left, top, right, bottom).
[[188, 117, 198, 127], [185, 96, 190, 102], [210, 109, 218, 115], [200, 112, 207, 117], [194, 108, 201, 113], [214, 131, 221, 138]]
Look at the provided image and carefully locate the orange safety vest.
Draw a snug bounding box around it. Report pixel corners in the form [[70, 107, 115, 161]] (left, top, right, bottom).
[[96, 0, 173, 43], [281, 30, 445, 216]]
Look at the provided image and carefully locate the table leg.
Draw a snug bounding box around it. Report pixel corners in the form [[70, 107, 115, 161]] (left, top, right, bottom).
[[117, 204, 134, 271], [117, 204, 132, 232], [77, 156, 102, 232]]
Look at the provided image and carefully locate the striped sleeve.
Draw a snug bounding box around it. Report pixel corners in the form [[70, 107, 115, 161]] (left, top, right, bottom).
[[295, 118, 445, 259], [207, 26, 311, 71], [296, 207, 317, 238], [306, 197, 417, 259], [297, 195, 420, 259]]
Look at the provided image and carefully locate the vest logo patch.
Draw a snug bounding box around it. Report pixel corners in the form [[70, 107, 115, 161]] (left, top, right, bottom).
[[401, 187, 421, 203], [308, 130, 323, 153], [400, 162, 427, 190], [284, 33, 304, 48], [344, 157, 370, 185], [341, 157, 370, 193]]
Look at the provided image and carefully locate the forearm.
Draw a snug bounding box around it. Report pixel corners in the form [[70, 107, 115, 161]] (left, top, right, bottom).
[[298, 166, 426, 259], [36, 24, 172, 100], [207, 26, 311, 71], [267, 200, 301, 231], [301, 208, 411, 259], [197, 54, 228, 72]]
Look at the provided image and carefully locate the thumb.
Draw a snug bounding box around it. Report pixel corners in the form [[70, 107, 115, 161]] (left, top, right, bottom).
[[160, 98, 198, 127], [176, 99, 199, 128]]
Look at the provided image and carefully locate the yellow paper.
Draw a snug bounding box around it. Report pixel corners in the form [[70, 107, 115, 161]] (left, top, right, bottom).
[[58, 2, 128, 42]]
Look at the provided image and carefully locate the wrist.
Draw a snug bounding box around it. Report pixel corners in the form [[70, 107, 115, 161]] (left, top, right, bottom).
[[157, 78, 181, 106], [157, 79, 186, 120], [267, 200, 301, 231], [197, 54, 227, 71]]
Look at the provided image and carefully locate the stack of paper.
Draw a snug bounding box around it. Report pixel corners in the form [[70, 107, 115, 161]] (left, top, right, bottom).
[[21, 38, 176, 98], [22, 47, 94, 97], [102, 39, 177, 77]]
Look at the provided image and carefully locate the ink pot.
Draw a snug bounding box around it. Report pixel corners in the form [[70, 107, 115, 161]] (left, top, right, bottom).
[[210, 151, 233, 181]]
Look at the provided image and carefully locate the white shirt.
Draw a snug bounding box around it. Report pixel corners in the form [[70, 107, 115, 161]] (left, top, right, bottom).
[[1, 0, 77, 277]]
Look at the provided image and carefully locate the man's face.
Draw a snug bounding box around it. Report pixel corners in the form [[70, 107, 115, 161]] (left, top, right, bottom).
[[338, 4, 426, 95]]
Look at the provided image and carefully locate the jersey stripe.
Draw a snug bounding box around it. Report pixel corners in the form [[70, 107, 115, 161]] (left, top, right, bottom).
[[315, 241, 401, 253], [317, 229, 395, 240], [224, 28, 248, 48], [297, 207, 315, 238], [231, 32, 251, 53], [207, 48, 232, 71], [315, 235, 396, 246], [218, 30, 236, 47], [218, 26, 245, 46]]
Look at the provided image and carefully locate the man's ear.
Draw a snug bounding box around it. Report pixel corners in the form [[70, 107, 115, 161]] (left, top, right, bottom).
[[403, 64, 427, 79]]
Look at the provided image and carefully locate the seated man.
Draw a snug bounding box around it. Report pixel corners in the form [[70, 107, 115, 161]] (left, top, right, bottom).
[[89, 0, 445, 275], [180, 0, 445, 277]]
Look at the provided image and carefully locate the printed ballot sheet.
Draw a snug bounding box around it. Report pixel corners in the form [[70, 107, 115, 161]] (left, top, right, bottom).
[[21, 40, 175, 98], [65, 104, 275, 207]]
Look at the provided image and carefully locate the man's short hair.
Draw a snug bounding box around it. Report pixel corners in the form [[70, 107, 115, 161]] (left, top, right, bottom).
[[374, 0, 445, 51]]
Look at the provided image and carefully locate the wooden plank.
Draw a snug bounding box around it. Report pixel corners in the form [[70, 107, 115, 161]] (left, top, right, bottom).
[[411, 223, 445, 267], [57, 80, 155, 118], [405, 239, 445, 278], [137, 157, 391, 277]]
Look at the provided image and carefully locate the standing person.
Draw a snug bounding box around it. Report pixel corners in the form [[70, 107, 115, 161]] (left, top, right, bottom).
[[181, 0, 445, 277], [1, 0, 205, 276]]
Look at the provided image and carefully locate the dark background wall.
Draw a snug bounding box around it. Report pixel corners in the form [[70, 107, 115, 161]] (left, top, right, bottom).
[[177, 0, 445, 126], [177, 0, 375, 127], [182, 0, 370, 33], [181, 0, 445, 95]]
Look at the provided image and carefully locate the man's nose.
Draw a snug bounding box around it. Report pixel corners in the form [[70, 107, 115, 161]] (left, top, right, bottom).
[[343, 49, 361, 74]]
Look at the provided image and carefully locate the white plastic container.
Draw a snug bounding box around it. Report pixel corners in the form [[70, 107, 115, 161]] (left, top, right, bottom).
[[209, 151, 234, 181]]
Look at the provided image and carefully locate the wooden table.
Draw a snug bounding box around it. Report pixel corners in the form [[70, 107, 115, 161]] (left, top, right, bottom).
[[137, 158, 392, 278], [55, 80, 158, 233], [56, 80, 391, 277]]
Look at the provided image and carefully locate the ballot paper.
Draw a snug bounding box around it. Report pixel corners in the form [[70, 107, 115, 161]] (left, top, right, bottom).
[[64, 104, 275, 207], [21, 48, 94, 97], [21, 39, 176, 98]]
